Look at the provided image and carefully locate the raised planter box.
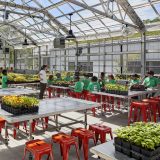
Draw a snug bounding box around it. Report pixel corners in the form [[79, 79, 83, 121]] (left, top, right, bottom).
[[1, 104, 39, 115], [114, 137, 160, 160]]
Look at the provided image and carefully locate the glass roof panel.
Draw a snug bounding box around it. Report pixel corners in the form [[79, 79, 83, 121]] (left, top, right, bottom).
[[128, 0, 148, 6], [135, 5, 158, 20], [154, 3, 160, 13], [81, 0, 100, 6], [49, 8, 63, 17], [58, 3, 74, 14]]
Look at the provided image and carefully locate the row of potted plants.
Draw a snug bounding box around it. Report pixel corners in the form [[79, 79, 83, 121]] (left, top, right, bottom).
[[1, 96, 39, 115], [104, 84, 129, 95], [114, 122, 160, 160]]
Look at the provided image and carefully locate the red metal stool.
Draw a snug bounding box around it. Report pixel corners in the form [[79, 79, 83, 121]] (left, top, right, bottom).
[[52, 132, 79, 160], [71, 92, 82, 99], [82, 90, 89, 99], [47, 87, 53, 98], [150, 97, 160, 117], [0, 117, 5, 133], [71, 128, 96, 160], [22, 139, 54, 160], [142, 99, 159, 122], [128, 102, 150, 125], [86, 94, 97, 117], [89, 124, 113, 144]]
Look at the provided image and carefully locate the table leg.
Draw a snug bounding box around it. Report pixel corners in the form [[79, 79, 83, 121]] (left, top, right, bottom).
[[127, 98, 131, 117], [28, 120, 34, 160], [4, 121, 8, 145], [101, 95, 104, 116], [29, 120, 34, 140], [84, 110, 87, 129]]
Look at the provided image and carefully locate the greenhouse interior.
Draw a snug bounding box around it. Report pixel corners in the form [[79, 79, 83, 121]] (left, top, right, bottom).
[[0, 0, 160, 160]]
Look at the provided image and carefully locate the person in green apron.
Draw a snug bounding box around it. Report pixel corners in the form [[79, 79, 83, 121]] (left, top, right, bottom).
[[108, 74, 116, 84], [2, 69, 8, 88], [64, 72, 73, 82], [55, 73, 62, 81], [74, 77, 84, 93], [82, 74, 90, 97], [143, 71, 159, 88], [88, 76, 100, 92], [47, 75, 54, 85], [99, 72, 106, 90], [130, 74, 139, 86]]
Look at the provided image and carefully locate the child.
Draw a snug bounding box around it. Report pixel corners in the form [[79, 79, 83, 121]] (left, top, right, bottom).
[[82, 73, 90, 92], [47, 75, 54, 85], [2, 69, 8, 88], [55, 73, 62, 81], [74, 77, 84, 93], [88, 76, 100, 92], [64, 72, 73, 82], [108, 74, 116, 84], [99, 72, 106, 88], [130, 74, 139, 86]]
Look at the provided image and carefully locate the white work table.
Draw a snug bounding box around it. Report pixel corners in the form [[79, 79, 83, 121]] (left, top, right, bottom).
[[90, 140, 135, 160], [0, 88, 39, 96], [0, 97, 100, 144]]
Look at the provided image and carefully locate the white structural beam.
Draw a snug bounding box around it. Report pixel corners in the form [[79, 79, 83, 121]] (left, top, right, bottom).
[[0, 1, 68, 34], [64, 0, 139, 29], [116, 0, 146, 32]]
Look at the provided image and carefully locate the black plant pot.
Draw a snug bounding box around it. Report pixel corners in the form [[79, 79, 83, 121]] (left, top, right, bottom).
[[1, 104, 39, 115], [122, 140, 131, 156], [141, 148, 157, 157], [114, 137, 122, 152], [131, 144, 141, 160], [114, 137, 122, 146]]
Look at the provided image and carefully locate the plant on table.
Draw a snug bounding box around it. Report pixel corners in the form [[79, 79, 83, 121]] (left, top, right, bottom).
[[115, 122, 160, 150], [2, 96, 39, 109]]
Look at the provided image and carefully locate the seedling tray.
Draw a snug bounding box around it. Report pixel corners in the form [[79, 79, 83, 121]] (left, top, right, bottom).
[[1, 104, 39, 115], [114, 138, 160, 160]]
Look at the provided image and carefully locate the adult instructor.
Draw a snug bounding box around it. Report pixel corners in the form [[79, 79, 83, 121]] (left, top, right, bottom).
[[39, 65, 47, 99]]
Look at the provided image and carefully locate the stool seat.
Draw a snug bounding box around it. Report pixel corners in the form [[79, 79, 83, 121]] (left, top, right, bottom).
[[89, 124, 113, 144], [23, 139, 54, 160], [131, 101, 149, 106], [52, 133, 79, 160], [71, 128, 96, 160]]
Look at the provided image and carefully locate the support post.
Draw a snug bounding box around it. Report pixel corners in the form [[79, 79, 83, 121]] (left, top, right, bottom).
[[87, 43, 90, 73], [120, 44, 123, 74], [141, 32, 146, 77], [38, 46, 41, 70], [74, 41, 79, 78]]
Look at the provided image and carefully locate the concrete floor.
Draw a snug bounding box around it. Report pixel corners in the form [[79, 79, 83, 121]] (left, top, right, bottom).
[[0, 110, 128, 160]]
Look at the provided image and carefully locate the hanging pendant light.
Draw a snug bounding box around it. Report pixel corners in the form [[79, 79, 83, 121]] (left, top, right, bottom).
[[23, 29, 29, 46], [66, 13, 76, 41]]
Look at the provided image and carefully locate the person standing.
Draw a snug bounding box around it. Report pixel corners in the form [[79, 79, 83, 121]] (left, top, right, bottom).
[[2, 69, 8, 88], [39, 65, 47, 99]]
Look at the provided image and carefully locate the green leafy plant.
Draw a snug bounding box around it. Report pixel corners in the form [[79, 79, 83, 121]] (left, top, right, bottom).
[[115, 122, 160, 150]]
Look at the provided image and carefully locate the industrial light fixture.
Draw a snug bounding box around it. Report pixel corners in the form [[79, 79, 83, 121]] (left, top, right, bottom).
[[65, 13, 76, 41], [22, 29, 29, 46], [122, 24, 134, 37]]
